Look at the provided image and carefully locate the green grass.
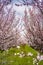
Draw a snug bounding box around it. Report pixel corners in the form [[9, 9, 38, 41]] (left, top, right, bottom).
[[0, 44, 43, 65]]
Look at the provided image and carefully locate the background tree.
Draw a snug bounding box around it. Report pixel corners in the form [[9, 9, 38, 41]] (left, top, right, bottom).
[[0, 1, 20, 50], [15, 0, 43, 14], [23, 8, 43, 52], [33, 0, 43, 14]]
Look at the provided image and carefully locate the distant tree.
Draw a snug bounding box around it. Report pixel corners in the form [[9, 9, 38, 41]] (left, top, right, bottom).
[[15, 0, 43, 14], [23, 8, 43, 52]]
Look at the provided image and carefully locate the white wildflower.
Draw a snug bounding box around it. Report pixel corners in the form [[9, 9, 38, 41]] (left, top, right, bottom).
[[6, 50, 8, 54], [37, 53, 43, 61], [37, 53, 40, 60], [22, 54, 25, 57], [39, 55, 43, 61], [37, 63, 38, 65], [17, 53, 20, 55], [6, 50, 8, 52], [14, 53, 17, 55], [37, 55, 40, 60], [33, 58, 37, 64], [21, 51, 24, 54], [17, 46, 20, 49], [3, 52, 5, 55], [27, 52, 33, 56], [19, 54, 23, 58]]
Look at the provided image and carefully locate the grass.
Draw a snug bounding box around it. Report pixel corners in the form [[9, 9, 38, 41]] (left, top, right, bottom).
[[0, 44, 43, 65]]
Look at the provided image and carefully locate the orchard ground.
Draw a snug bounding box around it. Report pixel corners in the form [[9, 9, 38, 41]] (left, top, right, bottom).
[[0, 44, 43, 65]]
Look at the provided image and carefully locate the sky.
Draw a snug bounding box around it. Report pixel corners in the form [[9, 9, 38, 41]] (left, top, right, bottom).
[[12, 0, 33, 4], [5, 0, 34, 17]]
